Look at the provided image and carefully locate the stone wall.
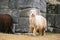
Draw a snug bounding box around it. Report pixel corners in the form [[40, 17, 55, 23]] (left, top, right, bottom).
[[0, 0, 46, 33]]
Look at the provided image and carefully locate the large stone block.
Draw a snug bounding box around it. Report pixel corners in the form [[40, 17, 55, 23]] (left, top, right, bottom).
[[15, 0, 40, 9], [56, 4, 60, 14], [0, 0, 9, 8], [10, 9, 19, 23], [46, 14, 60, 32], [16, 17, 29, 33], [19, 8, 40, 17], [8, 0, 16, 9], [0, 8, 12, 15], [55, 14, 60, 28], [46, 14, 55, 27]]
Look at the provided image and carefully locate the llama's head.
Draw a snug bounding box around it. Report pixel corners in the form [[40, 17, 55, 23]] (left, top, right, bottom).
[[31, 13, 35, 17], [29, 9, 37, 17]]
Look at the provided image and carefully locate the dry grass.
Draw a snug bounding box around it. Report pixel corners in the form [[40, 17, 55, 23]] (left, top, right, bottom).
[[0, 32, 60, 40]]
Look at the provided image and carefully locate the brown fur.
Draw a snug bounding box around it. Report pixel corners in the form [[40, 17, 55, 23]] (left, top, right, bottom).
[[0, 14, 13, 33]]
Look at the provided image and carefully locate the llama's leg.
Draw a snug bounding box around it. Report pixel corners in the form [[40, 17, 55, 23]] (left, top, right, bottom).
[[33, 28, 37, 36], [5, 27, 8, 33], [36, 29, 40, 35], [41, 27, 45, 36], [29, 27, 34, 33], [39, 28, 42, 35], [33, 25, 38, 36]]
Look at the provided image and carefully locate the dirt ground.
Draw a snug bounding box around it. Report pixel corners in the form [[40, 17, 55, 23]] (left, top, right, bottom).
[[0, 32, 60, 40]]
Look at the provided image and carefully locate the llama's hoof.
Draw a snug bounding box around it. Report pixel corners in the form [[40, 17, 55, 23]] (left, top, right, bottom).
[[33, 33, 37, 36]]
